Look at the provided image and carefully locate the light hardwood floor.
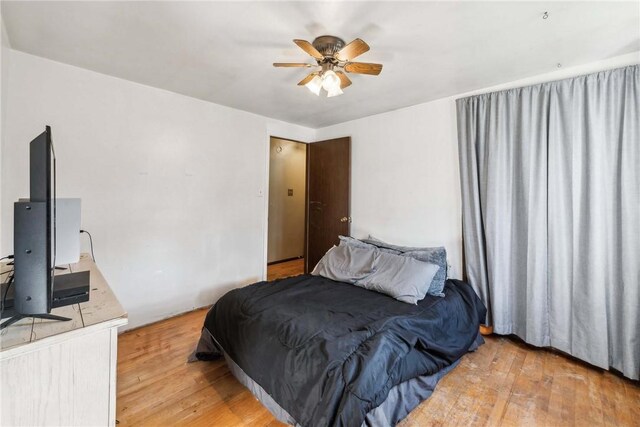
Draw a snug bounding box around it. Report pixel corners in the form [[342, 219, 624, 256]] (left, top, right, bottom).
[[267, 258, 305, 281], [116, 309, 640, 427]]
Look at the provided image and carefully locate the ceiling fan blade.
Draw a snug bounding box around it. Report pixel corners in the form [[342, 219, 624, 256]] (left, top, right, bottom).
[[335, 38, 370, 61], [293, 39, 324, 60], [344, 62, 383, 75], [297, 72, 319, 86], [273, 63, 315, 68], [335, 71, 352, 89]]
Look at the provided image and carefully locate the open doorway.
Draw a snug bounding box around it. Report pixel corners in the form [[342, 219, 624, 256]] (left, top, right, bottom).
[[267, 137, 307, 281]]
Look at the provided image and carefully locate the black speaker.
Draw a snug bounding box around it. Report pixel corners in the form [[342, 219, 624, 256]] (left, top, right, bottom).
[[14, 200, 52, 315]]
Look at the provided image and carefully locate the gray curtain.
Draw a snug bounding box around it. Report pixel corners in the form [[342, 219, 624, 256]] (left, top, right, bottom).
[[457, 65, 639, 380]]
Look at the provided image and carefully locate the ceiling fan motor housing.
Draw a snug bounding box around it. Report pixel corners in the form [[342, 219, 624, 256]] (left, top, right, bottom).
[[312, 36, 346, 60]]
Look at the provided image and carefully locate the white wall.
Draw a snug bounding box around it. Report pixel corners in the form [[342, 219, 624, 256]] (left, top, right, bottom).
[[0, 12, 11, 251], [267, 138, 306, 263], [315, 51, 640, 279], [1, 50, 314, 329], [316, 98, 465, 277]]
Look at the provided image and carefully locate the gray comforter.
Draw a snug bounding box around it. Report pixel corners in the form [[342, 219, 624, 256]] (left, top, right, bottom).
[[196, 275, 486, 426]]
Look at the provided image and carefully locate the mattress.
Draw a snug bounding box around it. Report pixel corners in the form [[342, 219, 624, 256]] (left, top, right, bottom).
[[192, 274, 486, 426]]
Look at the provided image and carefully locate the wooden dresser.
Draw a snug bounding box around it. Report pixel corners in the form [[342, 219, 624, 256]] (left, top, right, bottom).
[[0, 254, 127, 426]]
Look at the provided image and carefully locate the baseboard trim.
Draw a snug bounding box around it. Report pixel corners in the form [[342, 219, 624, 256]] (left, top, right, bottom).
[[267, 256, 303, 266], [119, 305, 212, 334]]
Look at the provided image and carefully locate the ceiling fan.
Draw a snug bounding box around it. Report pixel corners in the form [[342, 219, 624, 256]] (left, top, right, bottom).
[[273, 36, 383, 97]]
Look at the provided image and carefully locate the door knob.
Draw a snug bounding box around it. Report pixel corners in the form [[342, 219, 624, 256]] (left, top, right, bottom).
[[340, 216, 352, 223]]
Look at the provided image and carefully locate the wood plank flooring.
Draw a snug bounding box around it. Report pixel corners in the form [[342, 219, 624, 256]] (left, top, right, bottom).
[[117, 308, 640, 427], [267, 258, 304, 281]]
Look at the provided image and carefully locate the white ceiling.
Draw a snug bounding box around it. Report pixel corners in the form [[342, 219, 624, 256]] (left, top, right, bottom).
[[2, 1, 639, 128]]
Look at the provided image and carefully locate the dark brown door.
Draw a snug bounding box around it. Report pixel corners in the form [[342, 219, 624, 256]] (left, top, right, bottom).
[[305, 137, 351, 273]]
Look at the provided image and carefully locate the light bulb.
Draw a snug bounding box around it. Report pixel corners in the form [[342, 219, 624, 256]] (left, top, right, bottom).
[[322, 70, 341, 92], [305, 75, 322, 96], [327, 86, 343, 97]]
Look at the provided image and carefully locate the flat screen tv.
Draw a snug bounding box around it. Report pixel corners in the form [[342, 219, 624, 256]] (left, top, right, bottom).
[[1, 126, 71, 329]]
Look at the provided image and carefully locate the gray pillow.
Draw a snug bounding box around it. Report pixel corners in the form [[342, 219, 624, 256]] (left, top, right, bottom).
[[355, 251, 439, 304], [339, 235, 401, 255], [363, 235, 447, 297], [311, 245, 376, 283], [338, 235, 377, 250]]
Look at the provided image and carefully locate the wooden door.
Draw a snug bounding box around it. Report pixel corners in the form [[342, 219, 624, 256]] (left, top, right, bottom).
[[305, 137, 351, 273]]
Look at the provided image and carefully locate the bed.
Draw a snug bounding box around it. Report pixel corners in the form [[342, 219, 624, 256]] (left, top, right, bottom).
[[192, 272, 486, 426]]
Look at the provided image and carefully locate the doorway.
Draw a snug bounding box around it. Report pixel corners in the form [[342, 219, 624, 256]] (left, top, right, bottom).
[[267, 137, 307, 280], [266, 136, 351, 280]]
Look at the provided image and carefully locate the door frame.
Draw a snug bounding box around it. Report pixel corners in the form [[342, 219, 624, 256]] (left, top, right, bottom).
[[263, 135, 309, 280]]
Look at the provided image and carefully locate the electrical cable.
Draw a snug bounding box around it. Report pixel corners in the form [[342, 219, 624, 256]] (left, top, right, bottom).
[[80, 230, 96, 262], [1, 256, 14, 312], [2, 272, 14, 313]]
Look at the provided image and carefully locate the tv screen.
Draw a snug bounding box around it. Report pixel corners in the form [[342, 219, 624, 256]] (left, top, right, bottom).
[[2, 126, 88, 330], [13, 126, 54, 315]]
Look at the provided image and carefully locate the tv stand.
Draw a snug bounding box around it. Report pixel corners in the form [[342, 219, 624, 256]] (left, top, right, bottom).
[[1, 254, 127, 427], [0, 313, 71, 330]]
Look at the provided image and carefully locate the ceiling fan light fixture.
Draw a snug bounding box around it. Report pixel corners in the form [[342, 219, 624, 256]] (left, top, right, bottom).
[[305, 75, 322, 96], [327, 86, 344, 98], [321, 70, 341, 92]]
